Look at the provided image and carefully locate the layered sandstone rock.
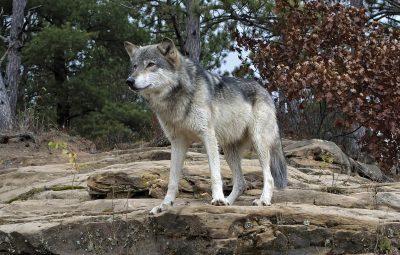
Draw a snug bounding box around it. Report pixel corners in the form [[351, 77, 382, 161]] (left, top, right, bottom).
[[0, 140, 399, 254]]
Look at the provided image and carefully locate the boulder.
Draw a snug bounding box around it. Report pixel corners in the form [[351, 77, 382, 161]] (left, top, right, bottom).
[[351, 161, 387, 182], [284, 139, 353, 173], [87, 171, 157, 199], [284, 139, 387, 182]]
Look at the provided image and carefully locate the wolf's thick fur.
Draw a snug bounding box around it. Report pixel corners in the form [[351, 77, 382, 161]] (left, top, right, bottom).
[[124, 39, 287, 214]]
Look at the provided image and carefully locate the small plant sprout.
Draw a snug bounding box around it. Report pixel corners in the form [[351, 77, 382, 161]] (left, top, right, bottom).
[[48, 141, 80, 186]]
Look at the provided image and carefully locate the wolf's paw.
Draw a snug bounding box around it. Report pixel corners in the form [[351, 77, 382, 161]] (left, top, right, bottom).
[[211, 197, 230, 206], [149, 201, 173, 215], [226, 196, 236, 206], [252, 199, 271, 206]]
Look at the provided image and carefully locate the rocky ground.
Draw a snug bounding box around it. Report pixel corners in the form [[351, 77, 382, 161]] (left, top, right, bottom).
[[0, 135, 399, 255]]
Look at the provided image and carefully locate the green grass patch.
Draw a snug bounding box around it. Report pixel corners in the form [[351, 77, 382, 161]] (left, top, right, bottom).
[[378, 237, 392, 253]]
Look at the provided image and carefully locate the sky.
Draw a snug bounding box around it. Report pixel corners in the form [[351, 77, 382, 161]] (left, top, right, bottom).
[[218, 51, 242, 74]]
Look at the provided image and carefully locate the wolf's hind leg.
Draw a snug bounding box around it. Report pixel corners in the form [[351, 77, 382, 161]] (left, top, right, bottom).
[[252, 139, 274, 206], [250, 119, 278, 206], [150, 136, 189, 215], [224, 145, 246, 205]]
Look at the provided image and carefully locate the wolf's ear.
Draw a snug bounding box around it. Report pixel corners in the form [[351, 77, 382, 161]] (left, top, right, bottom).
[[157, 38, 180, 65], [124, 41, 138, 58]]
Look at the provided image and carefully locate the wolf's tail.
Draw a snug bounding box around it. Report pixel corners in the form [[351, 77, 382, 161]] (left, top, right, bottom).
[[270, 138, 288, 189]]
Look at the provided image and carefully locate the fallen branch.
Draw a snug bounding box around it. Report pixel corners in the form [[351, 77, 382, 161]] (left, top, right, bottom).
[[0, 132, 36, 144]]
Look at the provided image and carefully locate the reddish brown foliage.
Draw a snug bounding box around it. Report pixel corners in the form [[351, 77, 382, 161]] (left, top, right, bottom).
[[235, 1, 400, 171]]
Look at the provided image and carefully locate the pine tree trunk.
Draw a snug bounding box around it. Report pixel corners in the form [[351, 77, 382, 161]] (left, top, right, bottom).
[[151, 0, 202, 146], [6, 0, 27, 118], [0, 0, 27, 131], [53, 48, 70, 129], [183, 0, 201, 63], [0, 71, 12, 131]]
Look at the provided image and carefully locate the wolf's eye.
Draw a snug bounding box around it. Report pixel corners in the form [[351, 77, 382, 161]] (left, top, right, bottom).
[[146, 62, 156, 68]]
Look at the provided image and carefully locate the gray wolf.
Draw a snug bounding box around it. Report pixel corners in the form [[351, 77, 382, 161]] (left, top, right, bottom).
[[124, 38, 287, 214]]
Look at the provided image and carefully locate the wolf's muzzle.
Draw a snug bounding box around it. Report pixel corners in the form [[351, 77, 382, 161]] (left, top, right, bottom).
[[126, 77, 137, 90]]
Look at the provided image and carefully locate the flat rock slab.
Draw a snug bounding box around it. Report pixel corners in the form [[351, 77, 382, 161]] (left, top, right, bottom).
[[0, 199, 399, 255], [1, 142, 399, 254]]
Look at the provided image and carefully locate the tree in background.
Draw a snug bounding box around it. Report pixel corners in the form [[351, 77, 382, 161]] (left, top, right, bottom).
[[2, 0, 397, 159], [117, 0, 277, 145], [2, 0, 248, 147], [0, 0, 27, 131], [117, 0, 233, 145], [119, 0, 277, 69], [11, 0, 153, 148], [235, 0, 399, 171]]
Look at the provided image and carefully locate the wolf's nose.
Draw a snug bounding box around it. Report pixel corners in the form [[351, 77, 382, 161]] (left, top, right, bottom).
[[126, 77, 135, 88]]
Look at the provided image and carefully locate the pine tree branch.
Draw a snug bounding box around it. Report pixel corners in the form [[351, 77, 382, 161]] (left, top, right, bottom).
[[371, 11, 400, 21]]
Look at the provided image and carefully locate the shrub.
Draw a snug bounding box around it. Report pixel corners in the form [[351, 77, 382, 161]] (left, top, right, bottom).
[[73, 102, 152, 149], [235, 0, 400, 171]]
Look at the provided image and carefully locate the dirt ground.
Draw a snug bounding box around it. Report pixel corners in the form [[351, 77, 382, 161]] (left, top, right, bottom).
[[0, 131, 98, 170]]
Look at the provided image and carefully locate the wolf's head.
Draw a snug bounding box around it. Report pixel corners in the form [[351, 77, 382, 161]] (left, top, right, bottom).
[[124, 38, 180, 92]]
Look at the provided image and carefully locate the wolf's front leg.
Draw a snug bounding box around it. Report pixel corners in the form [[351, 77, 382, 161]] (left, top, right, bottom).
[[202, 131, 230, 206], [150, 137, 189, 215]]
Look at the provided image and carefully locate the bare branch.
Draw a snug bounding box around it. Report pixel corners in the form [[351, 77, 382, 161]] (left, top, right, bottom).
[[227, 11, 274, 32], [386, 0, 400, 9], [371, 11, 400, 21], [200, 14, 231, 32], [385, 16, 400, 24], [0, 48, 9, 89], [0, 35, 9, 44], [328, 126, 364, 141], [0, 8, 10, 44], [0, 48, 8, 66]]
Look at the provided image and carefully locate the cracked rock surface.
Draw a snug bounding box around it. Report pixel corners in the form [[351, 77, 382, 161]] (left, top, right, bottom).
[[0, 139, 399, 254]]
